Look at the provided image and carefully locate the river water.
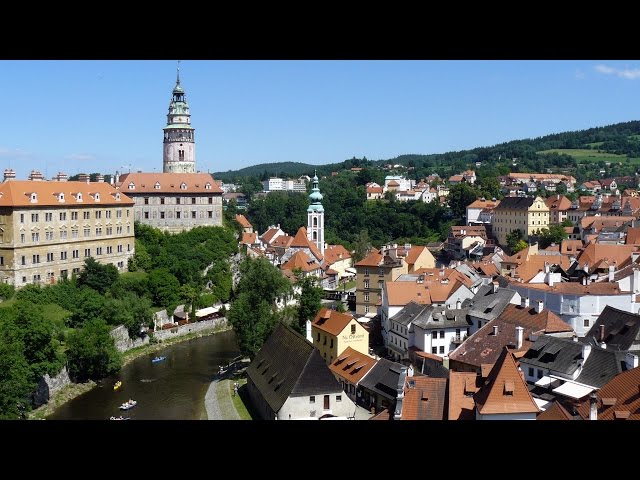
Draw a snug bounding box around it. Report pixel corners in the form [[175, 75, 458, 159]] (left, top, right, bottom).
[[48, 330, 240, 420]]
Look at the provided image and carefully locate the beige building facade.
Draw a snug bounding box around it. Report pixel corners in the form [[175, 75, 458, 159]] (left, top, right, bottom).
[[0, 178, 135, 287], [492, 196, 549, 247]]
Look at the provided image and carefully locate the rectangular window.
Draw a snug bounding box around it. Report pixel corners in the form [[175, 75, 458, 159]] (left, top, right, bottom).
[[21, 255, 26, 265], [364, 268, 369, 276], [432, 331, 437, 338], [71, 211, 78, 220], [144, 212, 149, 219], [191, 197, 196, 204], [95, 228, 102, 236], [176, 211, 181, 219], [84, 248, 91, 257], [60, 269, 68, 279], [0, 256, 3, 265], [20, 214, 24, 223], [537, 369, 543, 379], [440, 331, 445, 339], [176, 197, 181, 205], [528, 367, 534, 377], [432, 347, 437, 354], [364, 280, 369, 289], [106, 227, 112, 235], [208, 211, 213, 218], [364, 305, 369, 313], [378, 280, 383, 289], [439, 345, 445, 354], [144, 197, 149, 205], [32, 232, 39, 242], [60, 231, 67, 240], [72, 230, 78, 239], [351, 324, 356, 334], [117, 245, 123, 253], [83, 212, 90, 220], [45, 212, 53, 222], [116, 226, 122, 235], [105, 210, 111, 219], [20, 233, 25, 243], [160, 212, 165, 219], [84, 228, 90, 237], [45, 231, 54, 241], [316, 332, 320, 342], [364, 293, 369, 302], [324, 395, 330, 410], [584, 319, 590, 327], [72, 249, 79, 259], [330, 338, 333, 348], [96, 247, 102, 255], [378, 268, 384, 276], [336, 395, 342, 402], [191, 211, 196, 219], [31, 213, 39, 222], [107, 246, 112, 254], [127, 226, 130, 233], [95, 211, 102, 219], [160, 198, 165, 205], [32, 254, 40, 264], [208, 197, 213, 204], [116, 209, 122, 218], [46, 253, 53, 262], [60, 251, 67, 260], [309, 396, 315, 404]]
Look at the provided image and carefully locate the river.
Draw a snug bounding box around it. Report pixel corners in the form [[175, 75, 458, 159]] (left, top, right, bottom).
[[48, 330, 240, 420]]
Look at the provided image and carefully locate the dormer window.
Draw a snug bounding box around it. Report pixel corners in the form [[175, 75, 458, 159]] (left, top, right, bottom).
[[128, 182, 135, 190], [94, 193, 100, 202], [154, 182, 161, 190], [58, 193, 65, 202], [205, 183, 211, 190], [180, 182, 187, 190], [114, 192, 121, 201], [76, 193, 83, 202], [30, 193, 37, 203]]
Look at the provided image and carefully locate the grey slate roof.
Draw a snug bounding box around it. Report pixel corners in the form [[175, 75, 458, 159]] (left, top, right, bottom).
[[574, 347, 627, 388], [582, 305, 640, 352], [465, 285, 518, 322], [359, 358, 405, 401], [521, 336, 585, 376], [412, 305, 471, 330], [494, 196, 536, 211], [390, 301, 428, 327], [246, 323, 343, 414]]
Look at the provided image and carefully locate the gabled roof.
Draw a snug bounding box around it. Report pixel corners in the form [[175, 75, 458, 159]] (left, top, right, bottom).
[[448, 371, 480, 420], [235, 214, 252, 228], [494, 196, 540, 211], [574, 347, 627, 388], [498, 304, 573, 334], [545, 194, 573, 211], [260, 226, 283, 245], [118, 172, 222, 194], [474, 347, 540, 415], [560, 240, 584, 255], [323, 244, 351, 266], [329, 347, 377, 385], [537, 401, 574, 420], [509, 255, 572, 282], [281, 250, 321, 273], [467, 199, 500, 210], [467, 285, 518, 322], [290, 226, 323, 261], [359, 358, 405, 401], [0, 180, 133, 207], [246, 323, 343, 414], [405, 246, 430, 267], [577, 243, 637, 272], [312, 308, 356, 336], [576, 366, 640, 420], [412, 305, 471, 330], [271, 235, 294, 249], [521, 336, 585, 377], [384, 278, 465, 307], [401, 376, 447, 420], [355, 251, 385, 267], [390, 301, 429, 327], [240, 232, 257, 245], [583, 305, 640, 351]]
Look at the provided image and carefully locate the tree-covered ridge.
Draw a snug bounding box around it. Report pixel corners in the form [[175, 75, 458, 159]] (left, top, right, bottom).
[[214, 162, 318, 182]]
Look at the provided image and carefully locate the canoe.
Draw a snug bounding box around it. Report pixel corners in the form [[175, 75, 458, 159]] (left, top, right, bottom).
[[113, 381, 122, 391], [152, 356, 166, 363]]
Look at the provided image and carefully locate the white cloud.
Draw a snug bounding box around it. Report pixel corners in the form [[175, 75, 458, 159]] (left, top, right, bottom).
[[64, 153, 96, 161], [594, 63, 640, 79], [0, 147, 32, 158]]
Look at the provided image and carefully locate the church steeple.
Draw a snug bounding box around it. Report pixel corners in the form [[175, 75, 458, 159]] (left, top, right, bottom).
[[163, 63, 195, 173], [307, 170, 325, 255]]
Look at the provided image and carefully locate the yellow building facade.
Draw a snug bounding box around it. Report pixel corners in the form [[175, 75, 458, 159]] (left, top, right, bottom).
[[311, 308, 369, 364], [492, 196, 549, 247], [0, 179, 135, 287]]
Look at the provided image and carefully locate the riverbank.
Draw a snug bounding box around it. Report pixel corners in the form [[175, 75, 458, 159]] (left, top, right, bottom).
[[29, 322, 233, 420]]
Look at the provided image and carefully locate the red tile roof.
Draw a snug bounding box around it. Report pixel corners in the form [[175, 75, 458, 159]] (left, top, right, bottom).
[[576, 366, 640, 420], [270, 235, 294, 249], [0, 180, 133, 207], [235, 214, 252, 228], [448, 372, 480, 420], [329, 347, 377, 385], [260, 227, 283, 245], [498, 304, 573, 334], [312, 308, 356, 336], [323, 244, 351, 265], [626, 227, 640, 245], [240, 232, 257, 245], [474, 348, 540, 415], [281, 250, 321, 273], [290, 226, 323, 261], [537, 401, 573, 420], [401, 376, 447, 420]]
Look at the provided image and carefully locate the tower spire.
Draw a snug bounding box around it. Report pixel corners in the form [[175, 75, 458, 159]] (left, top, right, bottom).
[[177, 60, 181, 85]]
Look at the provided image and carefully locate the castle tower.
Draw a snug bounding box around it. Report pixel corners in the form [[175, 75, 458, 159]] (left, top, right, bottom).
[[163, 64, 196, 173], [307, 171, 324, 256]]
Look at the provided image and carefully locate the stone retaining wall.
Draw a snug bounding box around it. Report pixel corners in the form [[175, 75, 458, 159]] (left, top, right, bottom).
[[33, 367, 72, 407], [152, 317, 228, 341]]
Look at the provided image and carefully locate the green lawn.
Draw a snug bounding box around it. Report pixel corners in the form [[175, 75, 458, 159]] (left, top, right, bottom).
[[119, 271, 148, 281], [343, 280, 356, 290], [537, 148, 640, 165], [230, 378, 252, 420], [0, 297, 17, 309]]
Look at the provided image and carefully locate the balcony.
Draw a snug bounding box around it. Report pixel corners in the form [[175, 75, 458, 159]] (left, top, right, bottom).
[[451, 334, 466, 345]]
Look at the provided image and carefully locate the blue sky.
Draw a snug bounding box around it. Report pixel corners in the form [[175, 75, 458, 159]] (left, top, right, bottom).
[[2, 60, 640, 179]]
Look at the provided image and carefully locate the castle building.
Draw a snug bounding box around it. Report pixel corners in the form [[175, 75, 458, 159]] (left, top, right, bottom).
[[307, 172, 324, 256], [163, 66, 195, 174]]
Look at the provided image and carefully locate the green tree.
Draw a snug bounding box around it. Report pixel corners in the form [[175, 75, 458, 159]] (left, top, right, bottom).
[[294, 273, 322, 335], [180, 283, 200, 319], [352, 229, 372, 264], [447, 182, 480, 220], [506, 229, 524, 252], [538, 224, 569, 248], [561, 218, 574, 228], [68, 288, 106, 328], [227, 257, 292, 358], [148, 268, 181, 308], [0, 338, 34, 419], [66, 319, 122, 382], [77, 257, 119, 294], [129, 240, 152, 272], [513, 239, 528, 253], [0, 283, 15, 301]]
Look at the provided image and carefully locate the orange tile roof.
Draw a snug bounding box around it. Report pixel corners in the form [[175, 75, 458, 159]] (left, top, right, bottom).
[[537, 401, 573, 420], [290, 226, 323, 261], [467, 199, 500, 210], [576, 366, 640, 420], [511, 255, 572, 282], [260, 227, 282, 245], [449, 175, 464, 182], [271, 235, 294, 248], [0, 180, 133, 207], [578, 243, 637, 272], [510, 280, 624, 295], [240, 232, 257, 245], [329, 347, 377, 385], [355, 251, 385, 267], [387, 180, 400, 187], [235, 214, 252, 228], [498, 304, 573, 334], [471, 262, 499, 277], [545, 194, 573, 211], [626, 227, 640, 245], [118, 172, 222, 194], [312, 308, 356, 336], [474, 347, 540, 415], [580, 216, 636, 230], [323, 244, 351, 265], [384, 278, 464, 306], [366, 186, 383, 194], [448, 372, 480, 420], [401, 376, 447, 420], [508, 172, 576, 183], [281, 250, 321, 273], [560, 240, 584, 255]]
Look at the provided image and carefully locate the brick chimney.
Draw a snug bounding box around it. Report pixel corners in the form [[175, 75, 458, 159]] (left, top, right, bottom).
[[535, 300, 544, 314]]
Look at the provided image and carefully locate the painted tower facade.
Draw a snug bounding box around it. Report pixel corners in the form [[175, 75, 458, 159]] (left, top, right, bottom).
[[307, 171, 324, 256], [163, 67, 196, 173]]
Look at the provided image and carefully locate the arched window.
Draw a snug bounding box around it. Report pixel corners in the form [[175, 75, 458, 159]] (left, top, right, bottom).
[[313, 232, 317, 240], [313, 217, 317, 227]]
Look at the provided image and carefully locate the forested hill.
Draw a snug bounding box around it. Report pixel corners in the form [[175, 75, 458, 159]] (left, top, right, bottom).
[[213, 120, 640, 181]]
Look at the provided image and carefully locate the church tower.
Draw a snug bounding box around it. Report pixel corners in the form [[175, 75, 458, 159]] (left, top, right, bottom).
[[163, 65, 196, 173], [307, 171, 324, 256]]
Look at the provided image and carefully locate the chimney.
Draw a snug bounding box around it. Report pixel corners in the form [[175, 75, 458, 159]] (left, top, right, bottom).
[[547, 272, 554, 288], [3, 168, 15, 182], [492, 281, 499, 293], [515, 326, 524, 349], [114, 171, 120, 185], [589, 392, 598, 421], [78, 173, 89, 183], [492, 325, 499, 336], [393, 366, 408, 421], [456, 299, 461, 309], [625, 352, 639, 370], [599, 324, 606, 343], [96, 174, 105, 183], [28, 169, 44, 181], [582, 343, 592, 363], [609, 263, 616, 282], [55, 171, 68, 182], [535, 300, 544, 314], [582, 276, 588, 286], [544, 261, 550, 274], [521, 297, 530, 309], [582, 262, 589, 273]]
